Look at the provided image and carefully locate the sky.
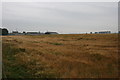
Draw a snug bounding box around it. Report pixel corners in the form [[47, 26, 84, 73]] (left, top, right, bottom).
[[1, 2, 118, 34], [1, 0, 119, 2]]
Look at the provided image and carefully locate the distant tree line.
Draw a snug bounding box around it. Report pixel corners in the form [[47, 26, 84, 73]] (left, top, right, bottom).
[[0, 28, 9, 35]]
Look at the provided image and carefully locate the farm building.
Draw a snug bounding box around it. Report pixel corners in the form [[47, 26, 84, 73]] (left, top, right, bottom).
[[12, 31, 18, 34], [11, 31, 20, 35], [98, 31, 111, 34], [95, 31, 111, 34], [26, 32, 40, 35], [45, 32, 58, 34]]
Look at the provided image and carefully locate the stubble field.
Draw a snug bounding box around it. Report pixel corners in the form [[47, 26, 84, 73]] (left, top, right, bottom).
[[2, 34, 118, 78]]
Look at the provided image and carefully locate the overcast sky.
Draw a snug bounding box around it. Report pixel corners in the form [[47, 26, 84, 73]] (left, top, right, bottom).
[[2, 2, 118, 34], [1, 0, 119, 2]]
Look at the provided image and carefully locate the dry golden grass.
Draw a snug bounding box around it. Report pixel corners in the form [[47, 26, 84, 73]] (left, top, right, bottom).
[[2, 34, 118, 78]]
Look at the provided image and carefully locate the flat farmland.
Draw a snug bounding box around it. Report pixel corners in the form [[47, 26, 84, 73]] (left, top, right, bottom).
[[2, 34, 118, 78]]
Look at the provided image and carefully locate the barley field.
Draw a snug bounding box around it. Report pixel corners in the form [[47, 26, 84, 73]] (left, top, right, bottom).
[[2, 34, 118, 78]]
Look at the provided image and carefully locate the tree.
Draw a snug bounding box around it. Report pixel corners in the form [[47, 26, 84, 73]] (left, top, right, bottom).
[[23, 31, 26, 33], [0, 28, 2, 35], [2, 28, 8, 35]]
